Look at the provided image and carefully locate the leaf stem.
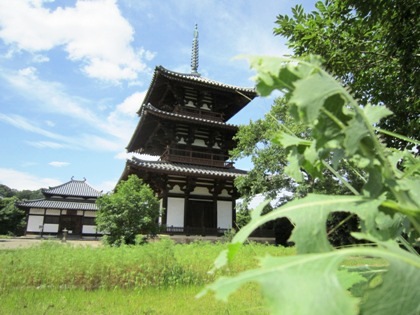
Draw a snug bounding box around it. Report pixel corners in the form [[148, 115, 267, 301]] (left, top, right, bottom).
[[322, 160, 360, 195]]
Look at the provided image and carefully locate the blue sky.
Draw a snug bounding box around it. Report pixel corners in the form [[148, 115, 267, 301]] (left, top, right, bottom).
[[0, 0, 316, 192]]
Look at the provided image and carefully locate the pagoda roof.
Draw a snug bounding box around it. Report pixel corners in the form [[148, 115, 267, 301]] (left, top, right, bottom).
[[141, 66, 257, 121], [154, 66, 256, 94], [141, 104, 238, 129], [125, 157, 247, 179], [17, 199, 98, 211], [126, 104, 237, 153], [42, 178, 102, 198]]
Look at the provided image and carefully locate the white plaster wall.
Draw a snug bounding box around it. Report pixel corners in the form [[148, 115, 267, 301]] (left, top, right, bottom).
[[27, 215, 44, 232], [84, 211, 96, 217], [166, 197, 184, 227], [77, 210, 83, 216], [201, 103, 211, 110], [46, 209, 60, 215], [43, 224, 59, 233], [82, 225, 97, 234], [191, 186, 211, 196], [193, 139, 206, 147], [169, 184, 183, 193], [29, 208, 44, 215], [220, 189, 230, 197], [217, 201, 232, 229]]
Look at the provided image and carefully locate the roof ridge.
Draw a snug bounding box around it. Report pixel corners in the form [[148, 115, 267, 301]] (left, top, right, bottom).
[[131, 157, 247, 173], [42, 178, 102, 197], [156, 66, 256, 92], [144, 103, 238, 128]]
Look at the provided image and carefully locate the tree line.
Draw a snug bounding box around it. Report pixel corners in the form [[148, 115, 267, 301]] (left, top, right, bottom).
[[0, 184, 43, 236]]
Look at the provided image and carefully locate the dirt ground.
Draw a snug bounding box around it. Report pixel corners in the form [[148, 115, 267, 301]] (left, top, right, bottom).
[[0, 236, 102, 249]]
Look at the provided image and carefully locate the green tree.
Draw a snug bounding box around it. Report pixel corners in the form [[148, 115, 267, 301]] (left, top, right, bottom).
[[232, 97, 363, 245], [0, 197, 26, 236], [274, 0, 419, 149], [16, 189, 43, 200], [201, 55, 420, 315], [96, 175, 160, 246]]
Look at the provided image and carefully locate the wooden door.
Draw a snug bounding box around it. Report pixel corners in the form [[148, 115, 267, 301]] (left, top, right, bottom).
[[59, 216, 82, 235], [186, 200, 216, 229]]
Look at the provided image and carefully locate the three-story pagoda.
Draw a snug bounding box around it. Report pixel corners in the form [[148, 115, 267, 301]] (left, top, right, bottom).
[[120, 26, 256, 235]]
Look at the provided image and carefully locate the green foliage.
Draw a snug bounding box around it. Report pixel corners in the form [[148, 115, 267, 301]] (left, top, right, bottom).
[[0, 240, 294, 291], [0, 184, 43, 200], [232, 98, 307, 205], [0, 184, 15, 198], [15, 189, 43, 200], [96, 175, 160, 246], [0, 197, 26, 236], [1, 286, 269, 315], [0, 184, 42, 236], [200, 56, 420, 314], [232, 82, 364, 247], [274, 0, 419, 149], [235, 203, 251, 229]]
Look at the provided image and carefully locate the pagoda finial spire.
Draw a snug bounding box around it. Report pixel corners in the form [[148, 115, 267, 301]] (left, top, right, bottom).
[[190, 24, 199, 76]]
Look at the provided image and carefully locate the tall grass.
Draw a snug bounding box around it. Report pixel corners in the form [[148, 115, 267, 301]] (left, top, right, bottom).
[[0, 239, 294, 291], [1, 285, 270, 315]]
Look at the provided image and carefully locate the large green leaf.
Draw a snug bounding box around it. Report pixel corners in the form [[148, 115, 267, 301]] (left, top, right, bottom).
[[200, 252, 361, 315], [354, 234, 420, 315], [207, 55, 420, 314], [200, 245, 420, 315], [232, 194, 383, 255]]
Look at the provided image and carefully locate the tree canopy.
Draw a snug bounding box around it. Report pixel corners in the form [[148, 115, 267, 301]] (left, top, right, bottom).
[[274, 0, 419, 149], [232, 97, 363, 245], [0, 184, 42, 236], [96, 175, 160, 246], [203, 54, 420, 315], [0, 197, 26, 236]]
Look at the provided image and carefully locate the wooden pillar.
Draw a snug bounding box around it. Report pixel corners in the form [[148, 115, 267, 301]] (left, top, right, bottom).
[[161, 191, 168, 226]]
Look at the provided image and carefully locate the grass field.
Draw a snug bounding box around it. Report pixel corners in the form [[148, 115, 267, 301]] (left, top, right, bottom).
[[0, 239, 290, 314], [0, 239, 386, 314], [1, 285, 269, 314]]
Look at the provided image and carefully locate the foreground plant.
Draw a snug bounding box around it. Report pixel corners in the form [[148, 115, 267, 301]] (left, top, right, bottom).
[[199, 56, 420, 315]]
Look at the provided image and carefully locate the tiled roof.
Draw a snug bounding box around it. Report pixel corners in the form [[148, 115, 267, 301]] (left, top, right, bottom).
[[141, 104, 238, 129], [17, 199, 98, 211], [42, 179, 102, 198], [128, 157, 247, 178], [156, 66, 256, 94]]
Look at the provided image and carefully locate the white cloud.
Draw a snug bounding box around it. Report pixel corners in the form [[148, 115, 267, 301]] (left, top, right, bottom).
[[32, 54, 49, 63], [18, 66, 37, 78], [105, 91, 146, 142], [115, 91, 145, 116], [95, 180, 117, 193], [0, 0, 154, 82], [0, 113, 123, 152], [0, 168, 61, 190], [78, 134, 122, 152], [48, 161, 70, 168], [3, 68, 97, 121], [0, 113, 70, 142], [1, 69, 139, 151], [27, 141, 65, 149]]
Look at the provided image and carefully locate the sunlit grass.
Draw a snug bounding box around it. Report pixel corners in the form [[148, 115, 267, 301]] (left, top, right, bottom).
[[0, 239, 387, 314], [0, 285, 269, 315], [0, 239, 295, 290]]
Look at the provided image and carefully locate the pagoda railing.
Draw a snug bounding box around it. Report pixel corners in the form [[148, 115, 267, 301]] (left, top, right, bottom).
[[174, 105, 224, 121], [161, 147, 234, 168]]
